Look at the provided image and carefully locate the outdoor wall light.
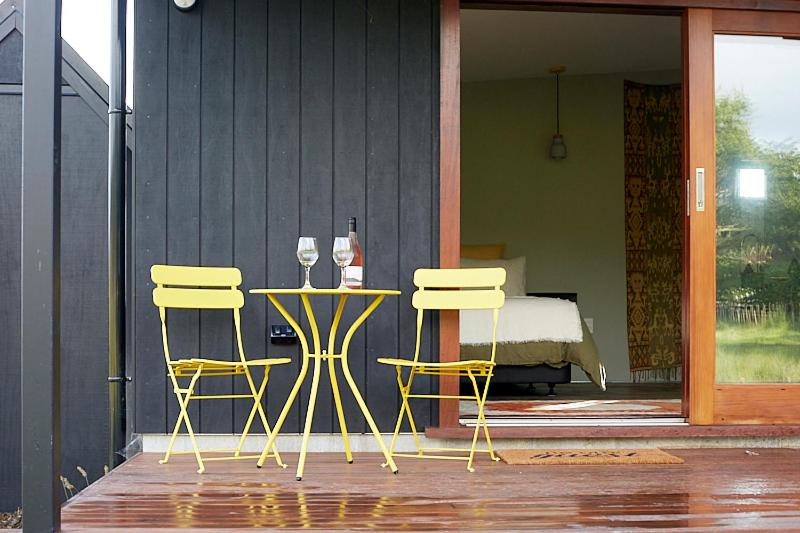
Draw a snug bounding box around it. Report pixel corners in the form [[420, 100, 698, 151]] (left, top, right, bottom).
[[549, 66, 567, 160], [173, 0, 199, 12], [738, 167, 766, 199]]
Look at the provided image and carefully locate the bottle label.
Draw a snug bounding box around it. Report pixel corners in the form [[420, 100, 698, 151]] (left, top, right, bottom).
[[344, 265, 363, 288]]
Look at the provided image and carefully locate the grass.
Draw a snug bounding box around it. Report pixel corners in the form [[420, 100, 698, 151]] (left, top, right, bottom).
[[716, 319, 800, 382], [0, 509, 21, 529]]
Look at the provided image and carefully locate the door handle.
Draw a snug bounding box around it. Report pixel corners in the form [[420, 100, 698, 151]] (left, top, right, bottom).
[[695, 168, 705, 212]]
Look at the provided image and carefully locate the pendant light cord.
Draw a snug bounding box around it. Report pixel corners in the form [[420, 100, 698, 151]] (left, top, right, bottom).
[[556, 73, 560, 134]]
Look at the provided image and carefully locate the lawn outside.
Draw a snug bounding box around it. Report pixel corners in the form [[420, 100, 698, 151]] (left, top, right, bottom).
[[716, 319, 800, 382]]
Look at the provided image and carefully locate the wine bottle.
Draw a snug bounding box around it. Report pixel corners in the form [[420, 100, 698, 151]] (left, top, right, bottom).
[[345, 217, 363, 288]]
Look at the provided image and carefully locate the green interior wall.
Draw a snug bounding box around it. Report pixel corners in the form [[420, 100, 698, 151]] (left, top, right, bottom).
[[461, 69, 681, 382]]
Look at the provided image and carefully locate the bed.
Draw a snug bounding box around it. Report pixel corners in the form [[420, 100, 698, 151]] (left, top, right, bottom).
[[458, 255, 606, 395], [461, 301, 605, 395]]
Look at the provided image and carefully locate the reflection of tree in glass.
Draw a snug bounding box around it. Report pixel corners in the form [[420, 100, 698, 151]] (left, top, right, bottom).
[[716, 92, 800, 307]]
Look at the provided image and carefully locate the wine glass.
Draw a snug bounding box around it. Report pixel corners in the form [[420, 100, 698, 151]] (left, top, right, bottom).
[[297, 237, 319, 289], [332, 237, 354, 289]]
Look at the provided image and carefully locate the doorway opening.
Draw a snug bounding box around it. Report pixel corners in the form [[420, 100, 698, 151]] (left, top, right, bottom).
[[458, 8, 685, 426]]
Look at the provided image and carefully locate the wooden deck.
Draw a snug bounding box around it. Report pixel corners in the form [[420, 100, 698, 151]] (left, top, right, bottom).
[[60, 449, 800, 531]]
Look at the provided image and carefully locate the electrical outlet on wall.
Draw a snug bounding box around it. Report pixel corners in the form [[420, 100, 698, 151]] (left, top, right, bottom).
[[584, 317, 594, 333]]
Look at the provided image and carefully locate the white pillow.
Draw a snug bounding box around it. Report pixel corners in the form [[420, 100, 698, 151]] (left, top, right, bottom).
[[459, 256, 527, 296]]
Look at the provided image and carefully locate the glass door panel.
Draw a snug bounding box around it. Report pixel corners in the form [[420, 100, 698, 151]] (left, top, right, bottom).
[[714, 35, 800, 384]]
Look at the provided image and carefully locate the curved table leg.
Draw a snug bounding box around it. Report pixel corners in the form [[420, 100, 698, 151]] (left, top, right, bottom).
[[340, 357, 398, 473], [257, 294, 311, 468], [296, 353, 322, 480], [340, 295, 398, 473], [328, 295, 353, 463]]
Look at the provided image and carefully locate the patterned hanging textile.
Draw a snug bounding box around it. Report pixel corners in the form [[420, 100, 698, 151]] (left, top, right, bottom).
[[624, 81, 683, 382]]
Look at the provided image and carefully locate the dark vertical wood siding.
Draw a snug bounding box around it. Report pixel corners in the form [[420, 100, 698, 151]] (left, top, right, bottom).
[[0, 29, 22, 83], [59, 95, 111, 496], [134, 0, 439, 435], [0, 89, 110, 509], [0, 92, 22, 510], [133, 0, 169, 434]]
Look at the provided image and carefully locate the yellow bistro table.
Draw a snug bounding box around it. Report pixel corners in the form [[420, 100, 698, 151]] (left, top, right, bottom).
[[249, 287, 400, 480]]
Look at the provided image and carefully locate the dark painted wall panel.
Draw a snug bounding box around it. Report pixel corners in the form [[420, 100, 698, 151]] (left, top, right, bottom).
[[134, 0, 439, 436], [265, 0, 303, 432], [365, 0, 401, 427], [0, 92, 110, 509], [165, 4, 202, 428], [233, 0, 270, 432], [299, 0, 335, 433], [59, 95, 110, 489], [399, 0, 436, 429], [198, 0, 235, 434], [0, 94, 22, 510], [0, 30, 22, 83], [133, 0, 169, 434], [333, 0, 368, 433]]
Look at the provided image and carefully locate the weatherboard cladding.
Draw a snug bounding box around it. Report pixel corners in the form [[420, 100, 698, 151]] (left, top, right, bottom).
[[133, 0, 440, 436]]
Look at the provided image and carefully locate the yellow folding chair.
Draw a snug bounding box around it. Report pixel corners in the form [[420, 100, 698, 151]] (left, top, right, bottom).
[[378, 267, 506, 472], [151, 265, 290, 473]]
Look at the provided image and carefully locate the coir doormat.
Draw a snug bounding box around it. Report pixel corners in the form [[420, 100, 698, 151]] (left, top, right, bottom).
[[497, 448, 684, 465]]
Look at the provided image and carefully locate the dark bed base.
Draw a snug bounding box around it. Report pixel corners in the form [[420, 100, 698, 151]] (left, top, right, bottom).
[[489, 364, 571, 396]]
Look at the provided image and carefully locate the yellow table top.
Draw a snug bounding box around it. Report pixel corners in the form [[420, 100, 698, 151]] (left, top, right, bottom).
[[249, 287, 401, 296]]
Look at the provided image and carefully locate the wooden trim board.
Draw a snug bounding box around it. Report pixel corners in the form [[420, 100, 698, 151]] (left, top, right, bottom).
[[685, 8, 715, 425], [427, 423, 800, 439], [714, 385, 800, 424], [439, 0, 461, 428], [461, 0, 800, 12]]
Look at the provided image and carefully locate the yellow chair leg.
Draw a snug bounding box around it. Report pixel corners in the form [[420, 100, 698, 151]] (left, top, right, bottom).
[[383, 371, 408, 467], [478, 405, 499, 462], [254, 381, 287, 468], [328, 355, 353, 463], [159, 397, 185, 466], [477, 376, 499, 462], [296, 354, 322, 481], [465, 371, 483, 473], [383, 367, 423, 469], [464, 370, 499, 468], [384, 369, 408, 461], [239, 367, 285, 467], [235, 368, 268, 456], [400, 371, 422, 455], [160, 367, 205, 473]]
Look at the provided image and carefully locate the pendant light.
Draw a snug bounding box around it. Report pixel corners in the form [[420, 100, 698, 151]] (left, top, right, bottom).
[[549, 66, 567, 160]]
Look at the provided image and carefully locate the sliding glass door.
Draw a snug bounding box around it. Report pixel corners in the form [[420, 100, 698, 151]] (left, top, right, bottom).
[[687, 8, 800, 424]]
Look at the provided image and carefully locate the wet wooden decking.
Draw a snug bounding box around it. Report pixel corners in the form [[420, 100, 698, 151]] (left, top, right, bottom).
[[61, 449, 800, 531]]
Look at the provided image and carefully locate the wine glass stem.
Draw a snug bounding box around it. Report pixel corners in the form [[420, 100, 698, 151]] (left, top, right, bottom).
[[340, 266, 347, 289], [304, 266, 311, 288]]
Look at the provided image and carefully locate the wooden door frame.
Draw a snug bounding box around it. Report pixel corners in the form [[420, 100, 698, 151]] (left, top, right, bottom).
[[437, 0, 800, 429], [688, 8, 800, 424]]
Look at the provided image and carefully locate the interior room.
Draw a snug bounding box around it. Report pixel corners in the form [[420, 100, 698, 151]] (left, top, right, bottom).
[[458, 9, 684, 423]]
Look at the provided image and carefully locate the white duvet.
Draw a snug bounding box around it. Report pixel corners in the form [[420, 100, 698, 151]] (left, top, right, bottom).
[[459, 296, 584, 346]]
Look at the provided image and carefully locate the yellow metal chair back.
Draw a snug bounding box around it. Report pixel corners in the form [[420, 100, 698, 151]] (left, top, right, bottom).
[[152, 265, 246, 367], [151, 264, 288, 473], [410, 267, 505, 364], [377, 267, 506, 472]]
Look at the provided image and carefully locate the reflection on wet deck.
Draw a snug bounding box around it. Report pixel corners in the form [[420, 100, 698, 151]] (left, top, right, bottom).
[[61, 449, 800, 531]]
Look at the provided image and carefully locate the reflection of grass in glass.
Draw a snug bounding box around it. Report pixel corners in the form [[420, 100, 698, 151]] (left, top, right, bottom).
[[716, 319, 800, 383]]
